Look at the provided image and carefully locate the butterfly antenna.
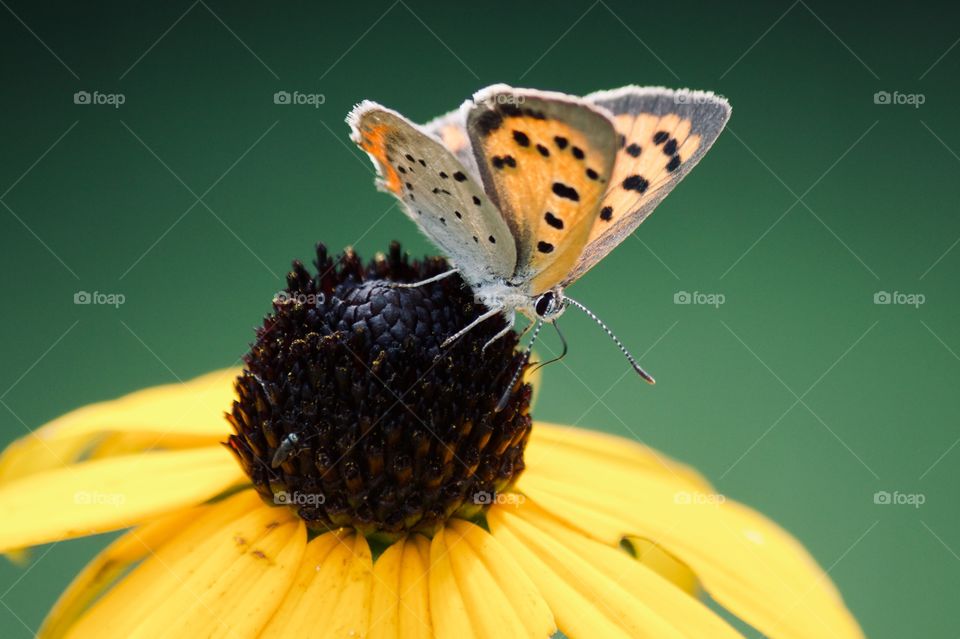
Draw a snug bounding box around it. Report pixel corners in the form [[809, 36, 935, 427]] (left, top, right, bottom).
[[561, 296, 656, 385], [528, 320, 568, 375], [494, 319, 544, 413]]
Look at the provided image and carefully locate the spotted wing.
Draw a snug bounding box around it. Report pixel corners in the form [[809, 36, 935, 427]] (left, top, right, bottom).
[[348, 101, 517, 284], [561, 86, 731, 285], [465, 85, 618, 296]]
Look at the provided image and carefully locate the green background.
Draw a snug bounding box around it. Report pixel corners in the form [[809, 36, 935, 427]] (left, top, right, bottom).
[[1, 1, 957, 636]]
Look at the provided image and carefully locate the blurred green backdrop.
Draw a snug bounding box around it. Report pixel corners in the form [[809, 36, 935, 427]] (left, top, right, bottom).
[[1, 1, 958, 636]]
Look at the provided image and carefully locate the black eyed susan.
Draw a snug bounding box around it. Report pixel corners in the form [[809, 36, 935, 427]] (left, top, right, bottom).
[[0, 243, 864, 638]]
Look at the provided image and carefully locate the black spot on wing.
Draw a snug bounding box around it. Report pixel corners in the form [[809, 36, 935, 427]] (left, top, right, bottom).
[[536, 144, 550, 157], [453, 171, 467, 182], [553, 136, 568, 150], [622, 175, 649, 193], [476, 110, 503, 135], [544, 212, 564, 229], [663, 138, 678, 156], [599, 206, 613, 221], [473, 195, 482, 206], [586, 168, 599, 180], [653, 131, 669, 145], [512, 130, 530, 147], [667, 155, 681, 172], [551, 182, 579, 201], [625, 143, 642, 157], [571, 146, 584, 160], [537, 241, 554, 254]]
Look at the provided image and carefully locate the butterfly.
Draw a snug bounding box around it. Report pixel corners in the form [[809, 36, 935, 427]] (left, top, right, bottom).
[[348, 84, 730, 397]]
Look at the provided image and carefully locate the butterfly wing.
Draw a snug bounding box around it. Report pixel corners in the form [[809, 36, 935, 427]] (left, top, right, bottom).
[[348, 101, 517, 284], [465, 85, 618, 296], [561, 86, 731, 285], [423, 106, 479, 177]]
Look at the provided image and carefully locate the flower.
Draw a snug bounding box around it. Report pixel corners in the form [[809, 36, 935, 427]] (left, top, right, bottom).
[[0, 243, 864, 639]]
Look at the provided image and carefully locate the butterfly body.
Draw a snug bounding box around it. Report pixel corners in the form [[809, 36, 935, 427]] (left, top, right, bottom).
[[349, 84, 730, 363]]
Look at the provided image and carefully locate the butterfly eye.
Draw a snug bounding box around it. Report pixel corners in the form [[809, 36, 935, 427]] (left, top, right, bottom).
[[534, 292, 556, 317]]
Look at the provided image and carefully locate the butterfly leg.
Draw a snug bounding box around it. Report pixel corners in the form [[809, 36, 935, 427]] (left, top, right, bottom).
[[388, 268, 459, 289], [481, 309, 516, 353], [441, 304, 504, 349]]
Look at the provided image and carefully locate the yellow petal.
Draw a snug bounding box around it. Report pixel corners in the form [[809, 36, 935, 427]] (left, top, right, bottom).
[[369, 535, 433, 639], [522, 423, 707, 592], [520, 468, 864, 639], [427, 527, 476, 639], [261, 531, 373, 638], [447, 519, 556, 638], [0, 445, 245, 552], [493, 503, 742, 638], [623, 537, 699, 596], [39, 505, 207, 639], [68, 490, 303, 639], [528, 421, 710, 490], [489, 501, 740, 639], [0, 368, 240, 484]]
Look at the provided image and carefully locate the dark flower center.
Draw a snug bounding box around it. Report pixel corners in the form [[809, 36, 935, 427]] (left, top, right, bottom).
[[225, 242, 532, 539]]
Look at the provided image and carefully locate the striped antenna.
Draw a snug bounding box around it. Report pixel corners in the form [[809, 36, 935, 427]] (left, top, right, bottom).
[[562, 296, 656, 385], [494, 319, 544, 412]]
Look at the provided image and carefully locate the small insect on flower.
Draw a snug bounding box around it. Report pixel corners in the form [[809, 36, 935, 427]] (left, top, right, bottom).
[[349, 84, 730, 391], [270, 431, 302, 468]]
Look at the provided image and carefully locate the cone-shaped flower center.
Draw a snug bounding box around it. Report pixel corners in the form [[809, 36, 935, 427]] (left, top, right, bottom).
[[226, 242, 532, 539]]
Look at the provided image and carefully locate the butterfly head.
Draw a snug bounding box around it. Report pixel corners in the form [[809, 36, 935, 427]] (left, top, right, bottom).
[[533, 288, 567, 321]]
